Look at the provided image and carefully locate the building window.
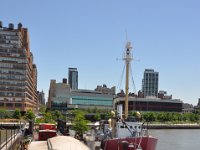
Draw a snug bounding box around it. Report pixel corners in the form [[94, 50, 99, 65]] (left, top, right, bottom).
[[15, 103, 22, 107], [6, 103, 13, 107]]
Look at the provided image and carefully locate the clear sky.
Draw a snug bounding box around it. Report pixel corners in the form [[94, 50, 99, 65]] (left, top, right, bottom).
[[1, 0, 200, 105]]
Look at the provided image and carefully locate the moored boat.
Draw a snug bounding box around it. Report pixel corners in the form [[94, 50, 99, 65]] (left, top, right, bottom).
[[96, 41, 158, 150]]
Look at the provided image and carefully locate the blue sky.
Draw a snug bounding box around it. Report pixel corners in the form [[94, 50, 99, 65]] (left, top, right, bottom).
[[1, 0, 200, 105]]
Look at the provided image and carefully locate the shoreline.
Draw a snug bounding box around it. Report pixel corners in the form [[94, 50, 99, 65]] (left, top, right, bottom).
[[144, 123, 200, 129]]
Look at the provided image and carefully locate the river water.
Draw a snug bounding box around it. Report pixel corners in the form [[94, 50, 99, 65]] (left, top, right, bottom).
[[149, 129, 200, 150]]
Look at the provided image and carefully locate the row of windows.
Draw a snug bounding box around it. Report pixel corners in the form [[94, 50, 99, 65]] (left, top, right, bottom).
[[51, 102, 67, 107], [0, 97, 23, 101], [118, 101, 182, 112], [0, 92, 25, 97], [0, 57, 27, 64], [0, 63, 26, 69], [0, 43, 19, 49], [72, 98, 112, 106], [144, 73, 158, 76], [0, 68, 26, 75], [0, 80, 26, 86], [143, 80, 158, 83], [0, 52, 25, 58], [143, 81, 158, 84], [0, 86, 25, 92], [0, 103, 22, 107], [143, 86, 158, 88], [0, 49, 25, 53], [143, 86, 158, 89], [0, 74, 26, 80], [0, 35, 19, 40], [0, 31, 19, 36], [0, 39, 20, 45]]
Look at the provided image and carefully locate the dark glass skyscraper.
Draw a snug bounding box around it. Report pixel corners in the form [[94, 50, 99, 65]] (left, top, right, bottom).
[[68, 68, 78, 89]]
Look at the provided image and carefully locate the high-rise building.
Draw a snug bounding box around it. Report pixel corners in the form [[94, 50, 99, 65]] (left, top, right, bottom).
[[142, 69, 159, 97], [68, 68, 78, 90], [0, 22, 37, 111], [37, 90, 45, 106]]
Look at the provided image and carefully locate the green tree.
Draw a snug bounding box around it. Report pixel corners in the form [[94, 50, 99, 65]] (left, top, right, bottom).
[[0, 109, 6, 119], [87, 107, 91, 113], [72, 110, 89, 140], [131, 111, 137, 117], [188, 113, 199, 122], [94, 113, 101, 121], [52, 110, 62, 120], [13, 109, 21, 119], [39, 105, 46, 114], [142, 112, 156, 122], [25, 110, 36, 121], [44, 112, 54, 123], [92, 107, 98, 113], [157, 112, 165, 122]]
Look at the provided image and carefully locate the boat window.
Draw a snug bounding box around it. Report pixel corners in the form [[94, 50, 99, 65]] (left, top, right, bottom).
[[120, 125, 128, 128]]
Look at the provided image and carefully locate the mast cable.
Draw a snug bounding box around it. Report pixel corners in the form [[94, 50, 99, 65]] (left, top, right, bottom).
[[117, 64, 125, 93], [130, 63, 137, 94]]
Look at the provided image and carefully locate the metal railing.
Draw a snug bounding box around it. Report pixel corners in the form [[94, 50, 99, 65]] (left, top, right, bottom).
[[0, 128, 22, 150]]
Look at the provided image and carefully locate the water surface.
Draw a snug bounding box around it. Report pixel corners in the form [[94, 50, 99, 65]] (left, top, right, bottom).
[[149, 129, 200, 150]]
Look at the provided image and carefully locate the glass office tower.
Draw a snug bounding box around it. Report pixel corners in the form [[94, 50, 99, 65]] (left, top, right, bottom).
[[68, 68, 78, 90], [142, 69, 159, 97]]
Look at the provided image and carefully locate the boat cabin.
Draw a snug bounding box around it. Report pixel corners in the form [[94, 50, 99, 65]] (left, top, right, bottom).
[[115, 121, 143, 138]]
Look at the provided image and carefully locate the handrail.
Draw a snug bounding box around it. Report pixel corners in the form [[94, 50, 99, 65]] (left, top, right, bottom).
[[0, 129, 22, 150]]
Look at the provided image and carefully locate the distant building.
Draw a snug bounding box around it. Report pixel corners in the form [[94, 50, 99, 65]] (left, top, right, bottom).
[[95, 84, 116, 95], [142, 69, 159, 97], [37, 91, 45, 106], [114, 97, 183, 112], [48, 79, 115, 110], [197, 98, 200, 107], [48, 79, 71, 110], [0, 22, 37, 111], [68, 68, 78, 90], [116, 90, 125, 97], [117, 90, 143, 98], [158, 90, 172, 99], [138, 90, 144, 98], [194, 98, 200, 112], [182, 103, 194, 113]]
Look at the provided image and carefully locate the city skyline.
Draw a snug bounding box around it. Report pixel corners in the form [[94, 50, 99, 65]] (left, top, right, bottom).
[[1, 1, 200, 105]]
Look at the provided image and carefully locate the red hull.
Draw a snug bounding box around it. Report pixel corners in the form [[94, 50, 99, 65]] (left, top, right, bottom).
[[104, 136, 157, 150]]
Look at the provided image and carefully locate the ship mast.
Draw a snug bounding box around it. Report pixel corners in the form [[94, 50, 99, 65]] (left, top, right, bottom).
[[123, 41, 133, 119]]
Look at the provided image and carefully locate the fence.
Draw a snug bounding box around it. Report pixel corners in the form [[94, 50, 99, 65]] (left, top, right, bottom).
[[0, 128, 23, 150]]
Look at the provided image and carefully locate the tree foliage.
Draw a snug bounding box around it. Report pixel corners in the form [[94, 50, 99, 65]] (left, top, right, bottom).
[[94, 113, 101, 121], [25, 110, 36, 121], [72, 110, 89, 140], [53, 110, 62, 120], [39, 105, 46, 114], [13, 109, 21, 119], [141, 112, 200, 123]]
